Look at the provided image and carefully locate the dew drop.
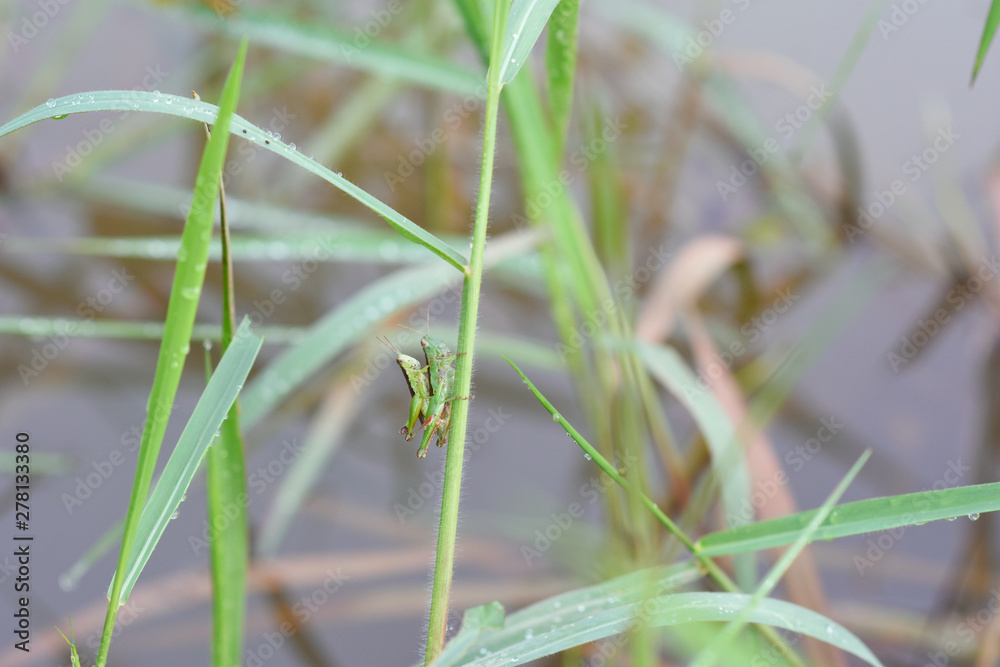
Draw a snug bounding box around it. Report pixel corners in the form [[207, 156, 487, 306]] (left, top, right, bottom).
[[46, 98, 56, 108], [153, 90, 161, 98], [584, 453, 592, 461], [969, 513, 981, 521], [51, 114, 68, 120], [58, 573, 75, 591], [947, 516, 957, 521]]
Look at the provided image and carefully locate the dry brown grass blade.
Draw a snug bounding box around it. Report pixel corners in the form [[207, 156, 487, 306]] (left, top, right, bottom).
[[636, 234, 743, 342]]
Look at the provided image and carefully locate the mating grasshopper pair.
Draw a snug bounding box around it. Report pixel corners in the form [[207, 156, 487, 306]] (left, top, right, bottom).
[[380, 324, 461, 459]]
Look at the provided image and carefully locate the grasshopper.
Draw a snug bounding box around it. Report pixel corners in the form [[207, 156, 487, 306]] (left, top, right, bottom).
[[381, 319, 462, 458], [378, 337, 432, 444]]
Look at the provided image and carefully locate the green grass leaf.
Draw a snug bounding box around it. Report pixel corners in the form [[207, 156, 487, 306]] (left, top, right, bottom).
[[500, 0, 563, 85], [178, 6, 485, 97], [694, 451, 871, 666], [430, 563, 702, 666], [110, 318, 262, 603], [430, 562, 883, 667], [545, 0, 579, 153], [697, 477, 1000, 557], [0, 91, 468, 272], [0, 315, 301, 345], [635, 342, 754, 572], [972, 0, 1000, 83], [96, 40, 247, 667], [431, 602, 506, 666]]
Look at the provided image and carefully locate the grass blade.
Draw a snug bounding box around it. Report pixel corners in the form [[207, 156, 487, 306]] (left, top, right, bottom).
[[179, 6, 485, 97], [431, 602, 506, 666], [506, 359, 805, 665], [694, 450, 871, 666], [109, 318, 263, 603], [545, 0, 579, 154], [0, 316, 301, 345], [6, 232, 458, 265], [207, 146, 247, 667], [0, 91, 468, 271], [500, 0, 563, 85], [697, 477, 1000, 557], [95, 39, 247, 667], [972, 0, 1000, 83], [430, 561, 883, 667], [635, 341, 752, 527], [430, 563, 702, 667], [635, 341, 755, 587]]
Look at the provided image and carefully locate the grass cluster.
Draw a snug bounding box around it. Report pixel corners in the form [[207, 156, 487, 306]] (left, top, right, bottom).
[[2, 0, 1000, 665]]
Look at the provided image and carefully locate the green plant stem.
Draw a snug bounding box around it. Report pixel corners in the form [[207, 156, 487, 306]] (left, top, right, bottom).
[[206, 144, 248, 667], [423, 2, 508, 663]]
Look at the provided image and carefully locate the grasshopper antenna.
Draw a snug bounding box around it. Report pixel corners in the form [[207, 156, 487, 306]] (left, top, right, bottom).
[[377, 336, 400, 354]]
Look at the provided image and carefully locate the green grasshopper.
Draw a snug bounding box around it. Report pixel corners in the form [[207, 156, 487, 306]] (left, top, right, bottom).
[[380, 323, 461, 458], [378, 336, 432, 444]]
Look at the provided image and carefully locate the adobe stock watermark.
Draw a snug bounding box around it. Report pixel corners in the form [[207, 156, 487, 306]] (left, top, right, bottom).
[[853, 457, 970, 576], [724, 416, 843, 527], [7, 0, 75, 54], [878, 0, 932, 41], [509, 116, 627, 230], [843, 125, 959, 244], [383, 82, 487, 192], [75, 598, 146, 660], [243, 567, 350, 667], [18, 267, 135, 385], [682, 287, 799, 398], [521, 453, 637, 565], [554, 244, 671, 362], [189, 437, 305, 556], [924, 586, 1000, 667], [887, 255, 1000, 373], [672, 0, 755, 70], [716, 83, 832, 201], [582, 571, 700, 666], [50, 66, 170, 180], [393, 406, 511, 522], [340, 0, 405, 63], [59, 408, 177, 515]]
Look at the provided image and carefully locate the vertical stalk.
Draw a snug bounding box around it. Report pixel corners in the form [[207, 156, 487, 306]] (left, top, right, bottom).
[[423, 1, 508, 662]]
